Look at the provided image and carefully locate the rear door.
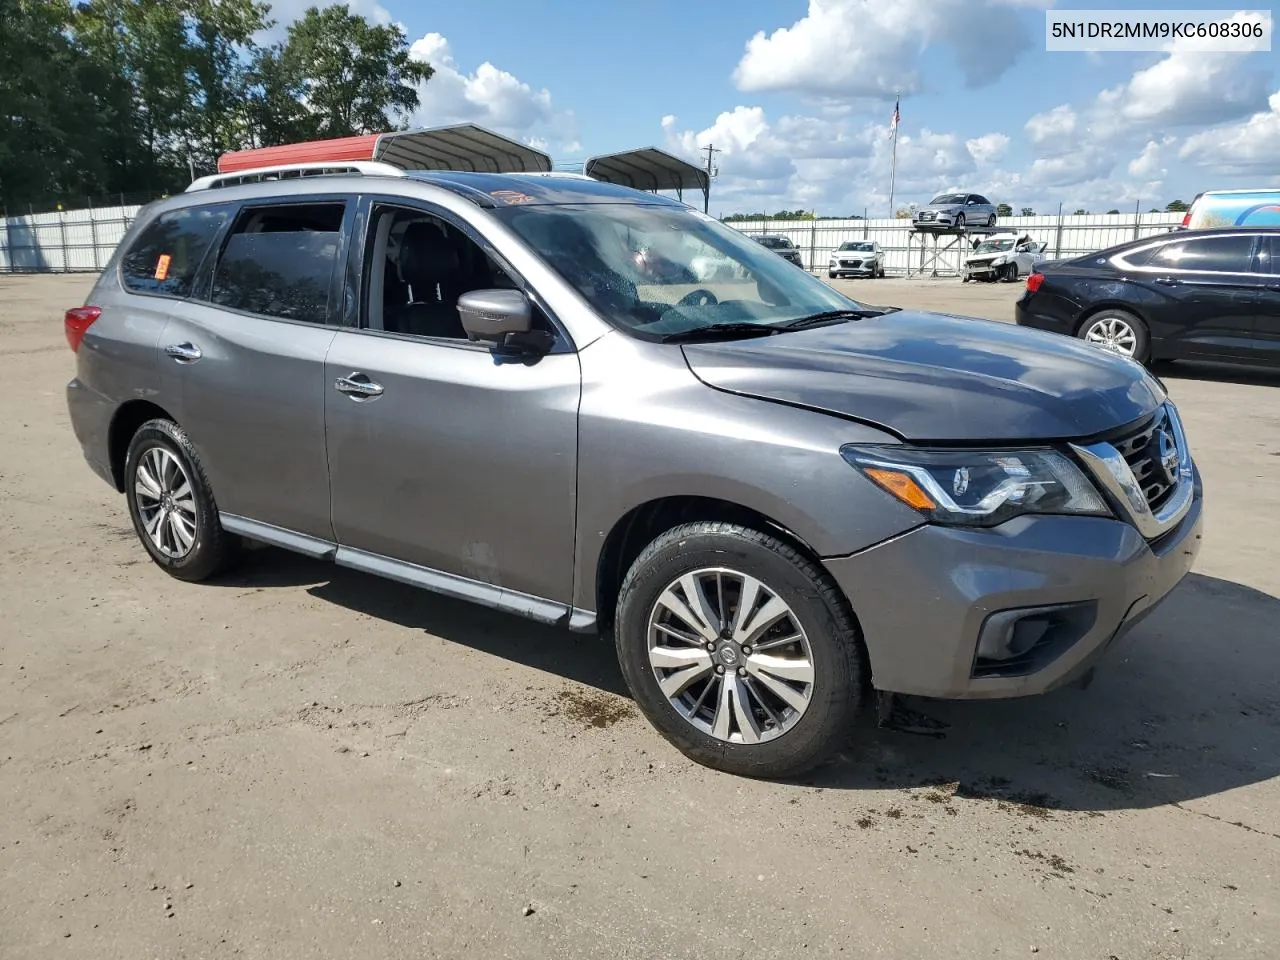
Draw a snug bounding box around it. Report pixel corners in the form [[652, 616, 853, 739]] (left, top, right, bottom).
[[1253, 235, 1280, 360], [157, 197, 354, 543], [1135, 233, 1263, 361]]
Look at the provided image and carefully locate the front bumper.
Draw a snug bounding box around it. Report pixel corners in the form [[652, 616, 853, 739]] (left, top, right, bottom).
[[823, 469, 1203, 700], [829, 263, 877, 276], [963, 262, 1002, 279]]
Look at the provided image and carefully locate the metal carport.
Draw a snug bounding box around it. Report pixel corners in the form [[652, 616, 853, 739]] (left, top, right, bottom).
[[583, 147, 710, 211], [217, 124, 552, 175]]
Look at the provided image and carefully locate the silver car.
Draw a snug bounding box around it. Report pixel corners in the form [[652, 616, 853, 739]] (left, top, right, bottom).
[[65, 169, 1203, 778], [827, 240, 884, 279], [913, 192, 999, 231]]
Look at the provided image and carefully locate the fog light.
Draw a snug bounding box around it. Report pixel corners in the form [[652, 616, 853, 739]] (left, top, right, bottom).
[[972, 601, 1099, 678]]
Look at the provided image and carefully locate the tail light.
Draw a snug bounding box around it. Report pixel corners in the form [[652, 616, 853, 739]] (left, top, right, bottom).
[[1025, 273, 1045, 293], [1180, 211, 1192, 228], [65, 306, 102, 352]]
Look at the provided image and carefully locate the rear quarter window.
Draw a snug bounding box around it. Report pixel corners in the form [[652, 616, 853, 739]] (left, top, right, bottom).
[[120, 205, 231, 298]]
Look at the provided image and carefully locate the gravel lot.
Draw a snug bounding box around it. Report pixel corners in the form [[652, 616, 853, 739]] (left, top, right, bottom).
[[2, 272, 1278, 959]]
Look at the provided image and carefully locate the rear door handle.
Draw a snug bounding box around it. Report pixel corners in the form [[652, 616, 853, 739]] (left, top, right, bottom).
[[1153, 277, 1180, 286], [165, 342, 202, 363], [334, 373, 384, 400]]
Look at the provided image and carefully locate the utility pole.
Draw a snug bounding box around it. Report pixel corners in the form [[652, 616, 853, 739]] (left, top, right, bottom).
[[701, 143, 720, 214]]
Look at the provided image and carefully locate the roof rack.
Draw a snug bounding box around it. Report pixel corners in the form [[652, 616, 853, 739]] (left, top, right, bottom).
[[186, 160, 405, 192]]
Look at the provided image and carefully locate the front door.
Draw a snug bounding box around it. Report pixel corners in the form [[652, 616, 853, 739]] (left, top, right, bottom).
[[157, 198, 352, 541], [324, 199, 581, 612]]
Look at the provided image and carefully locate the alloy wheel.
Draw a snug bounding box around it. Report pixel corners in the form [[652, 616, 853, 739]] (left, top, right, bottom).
[[133, 446, 198, 559], [1083, 317, 1138, 357], [646, 568, 815, 744]]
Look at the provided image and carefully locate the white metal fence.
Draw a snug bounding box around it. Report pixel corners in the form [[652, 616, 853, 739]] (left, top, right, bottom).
[[732, 212, 1184, 276], [1, 204, 146, 273], [0, 201, 1184, 277]]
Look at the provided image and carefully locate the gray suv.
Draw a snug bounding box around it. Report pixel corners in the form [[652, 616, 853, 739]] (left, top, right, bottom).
[[64, 169, 1203, 778]]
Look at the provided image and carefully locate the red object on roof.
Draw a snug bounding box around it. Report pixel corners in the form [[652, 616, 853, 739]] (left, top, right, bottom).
[[218, 134, 382, 173]]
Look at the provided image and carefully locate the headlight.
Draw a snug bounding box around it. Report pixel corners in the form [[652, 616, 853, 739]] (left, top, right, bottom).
[[990, 256, 1007, 265], [841, 445, 1110, 527]]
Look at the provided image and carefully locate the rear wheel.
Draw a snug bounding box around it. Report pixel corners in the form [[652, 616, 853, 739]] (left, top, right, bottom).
[[615, 522, 866, 779], [124, 419, 239, 581], [1078, 309, 1150, 364]]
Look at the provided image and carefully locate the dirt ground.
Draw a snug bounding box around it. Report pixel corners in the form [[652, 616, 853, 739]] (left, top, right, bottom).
[[2, 272, 1278, 959]]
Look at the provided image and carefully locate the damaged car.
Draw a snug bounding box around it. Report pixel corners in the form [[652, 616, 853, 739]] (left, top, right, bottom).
[[962, 233, 1045, 283]]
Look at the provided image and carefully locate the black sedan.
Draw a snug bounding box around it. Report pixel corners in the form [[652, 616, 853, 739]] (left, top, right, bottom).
[[1015, 227, 1280, 367]]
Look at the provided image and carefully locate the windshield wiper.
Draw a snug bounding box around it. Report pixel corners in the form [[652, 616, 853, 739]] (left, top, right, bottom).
[[780, 308, 889, 329], [659, 322, 782, 343]]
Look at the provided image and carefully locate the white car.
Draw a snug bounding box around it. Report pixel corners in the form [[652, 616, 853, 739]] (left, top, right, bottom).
[[961, 233, 1045, 283], [828, 240, 885, 278]]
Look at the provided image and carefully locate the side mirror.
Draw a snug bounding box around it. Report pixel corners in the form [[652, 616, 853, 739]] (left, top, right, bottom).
[[457, 289, 553, 356]]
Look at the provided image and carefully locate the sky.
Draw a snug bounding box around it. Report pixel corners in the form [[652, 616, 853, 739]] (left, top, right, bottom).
[[264, 0, 1280, 218]]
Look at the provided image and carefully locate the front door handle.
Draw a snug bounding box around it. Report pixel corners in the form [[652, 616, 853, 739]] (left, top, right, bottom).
[[334, 373, 384, 400], [1153, 277, 1180, 286], [164, 342, 202, 363]]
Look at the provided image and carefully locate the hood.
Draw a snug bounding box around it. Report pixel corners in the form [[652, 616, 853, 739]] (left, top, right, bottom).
[[918, 203, 961, 213], [680, 311, 1164, 442], [965, 253, 1005, 263]]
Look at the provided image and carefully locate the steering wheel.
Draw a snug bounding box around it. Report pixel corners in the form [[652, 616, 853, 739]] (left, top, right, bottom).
[[677, 288, 719, 308]]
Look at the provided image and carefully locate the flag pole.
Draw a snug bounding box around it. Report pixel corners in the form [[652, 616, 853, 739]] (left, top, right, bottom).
[[888, 94, 900, 219]]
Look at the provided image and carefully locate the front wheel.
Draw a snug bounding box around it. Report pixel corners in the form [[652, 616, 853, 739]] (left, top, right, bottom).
[[955, 213, 966, 229], [124, 418, 239, 581], [987, 214, 997, 227], [1078, 309, 1150, 364], [615, 522, 867, 779]]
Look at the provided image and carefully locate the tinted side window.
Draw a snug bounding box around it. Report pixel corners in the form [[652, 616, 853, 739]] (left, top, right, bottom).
[[121, 205, 230, 298], [1254, 236, 1279, 275], [208, 203, 345, 322], [1149, 235, 1256, 273]]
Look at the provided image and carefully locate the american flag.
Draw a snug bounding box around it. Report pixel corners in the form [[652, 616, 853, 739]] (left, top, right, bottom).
[[890, 96, 900, 132]]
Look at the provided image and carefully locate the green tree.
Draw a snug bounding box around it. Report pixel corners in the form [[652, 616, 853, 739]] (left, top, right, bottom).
[[1105, 208, 1120, 214], [278, 4, 433, 138], [1072, 208, 1088, 215], [185, 0, 273, 169], [996, 203, 1012, 217], [0, 0, 99, 208], [1165, 199, 1189, 212], [1019, 207, 1035, 216]]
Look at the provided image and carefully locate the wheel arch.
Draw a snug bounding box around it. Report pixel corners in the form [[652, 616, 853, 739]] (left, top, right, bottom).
[[1073, 300, 1152, 336], [594, 495, 829, 634], [108, 400, 176, 491]]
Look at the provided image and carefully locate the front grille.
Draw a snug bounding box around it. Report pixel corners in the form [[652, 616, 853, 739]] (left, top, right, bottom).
[[841, 259, 863, 267], [918, 212, 935, 221], [1111, 407, 1178, 511]]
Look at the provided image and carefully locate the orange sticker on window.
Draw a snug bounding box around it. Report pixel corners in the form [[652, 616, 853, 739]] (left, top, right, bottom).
[[154, 254, 172, 281]]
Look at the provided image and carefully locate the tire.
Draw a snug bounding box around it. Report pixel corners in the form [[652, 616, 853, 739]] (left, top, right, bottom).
[[615, 522, 867, 779], [1001, 263, 1018, 283], [961, 275, 970, 283], [828, 270, 836, 279], [955, 213, 966, 229], [1077, 309, 1150, 364], [987, 214, 997, 227], [124, 418, 239, 582]]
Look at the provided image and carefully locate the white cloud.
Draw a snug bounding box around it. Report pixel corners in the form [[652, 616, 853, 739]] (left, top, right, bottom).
[[1180, 90, 1280, 176], [407, 33, 578, 152], [732, 0, 1050, 99], [966, 133, 1010, 165], [1127, 138, 1175, 180], [1025, 105, 1077, 146]]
